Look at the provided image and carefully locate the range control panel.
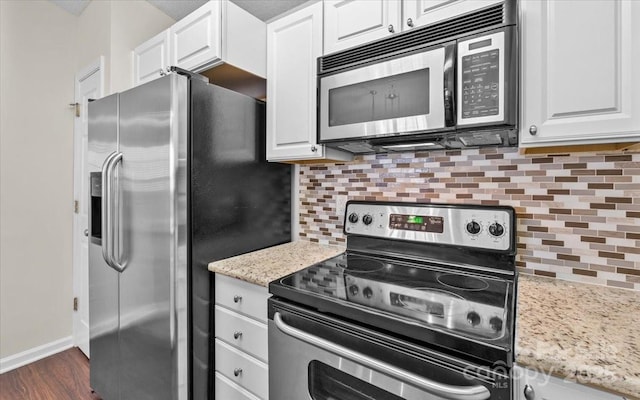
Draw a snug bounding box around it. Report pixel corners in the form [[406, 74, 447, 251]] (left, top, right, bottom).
[[344, 202, 514, 252]]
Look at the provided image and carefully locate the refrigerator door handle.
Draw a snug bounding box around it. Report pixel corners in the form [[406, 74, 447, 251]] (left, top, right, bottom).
[[101, 152, 118, 269], [107, 152, 126, 273]]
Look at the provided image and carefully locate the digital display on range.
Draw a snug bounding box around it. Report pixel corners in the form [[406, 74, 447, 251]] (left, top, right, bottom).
[[390, 293, 444, 317], [389, 214, 444, 233]]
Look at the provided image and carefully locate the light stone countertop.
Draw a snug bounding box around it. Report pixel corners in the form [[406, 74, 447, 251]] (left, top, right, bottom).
[[209, 242, 640, 398], [208, 240, 344, 287], [516, 274, 640, 399]]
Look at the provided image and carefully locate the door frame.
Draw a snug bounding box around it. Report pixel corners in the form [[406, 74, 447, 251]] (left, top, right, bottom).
[[72, 56, 105, 357]]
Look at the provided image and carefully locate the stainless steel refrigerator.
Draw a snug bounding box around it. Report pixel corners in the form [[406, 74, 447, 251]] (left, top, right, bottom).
[[87, 70, 291, 400]]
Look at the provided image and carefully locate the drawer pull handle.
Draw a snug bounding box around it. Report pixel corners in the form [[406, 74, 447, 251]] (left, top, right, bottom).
[[233, 331, 243, 339], [233, 368, 243, 377], [233, 295, 242, 303]]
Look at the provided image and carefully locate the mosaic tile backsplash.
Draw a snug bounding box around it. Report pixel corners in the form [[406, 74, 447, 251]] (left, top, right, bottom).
[[298, 147, 640, 290]]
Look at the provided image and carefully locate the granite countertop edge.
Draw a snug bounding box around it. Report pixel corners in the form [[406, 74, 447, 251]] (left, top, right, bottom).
[[209, 241, 640, 399], [208, 240, 345, 287]]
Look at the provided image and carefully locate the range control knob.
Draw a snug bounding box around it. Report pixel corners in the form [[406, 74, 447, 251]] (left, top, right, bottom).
[[362, 287, 373, 299], [348, 213, 359, 223], [348, 285, 359, 296], [467, 311, 481, 327], [466, 221, 481, 235], [362, 214, 373, 225], [489, 317, 503, 332], [488, 222, 505, 237]]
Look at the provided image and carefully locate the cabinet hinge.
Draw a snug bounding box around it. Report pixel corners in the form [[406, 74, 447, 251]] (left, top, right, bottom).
[[73, 297, 78, 311], [74, 200, 79, 214]]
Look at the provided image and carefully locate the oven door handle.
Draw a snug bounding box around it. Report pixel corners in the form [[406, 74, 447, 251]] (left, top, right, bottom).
[[274, 312, 491, 400]]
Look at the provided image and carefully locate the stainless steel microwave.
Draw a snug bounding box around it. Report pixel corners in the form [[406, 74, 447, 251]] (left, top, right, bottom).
[[318, 0, 518, 153]]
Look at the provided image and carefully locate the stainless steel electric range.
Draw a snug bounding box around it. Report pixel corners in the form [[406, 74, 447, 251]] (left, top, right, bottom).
[[269, 201, 517, 400]]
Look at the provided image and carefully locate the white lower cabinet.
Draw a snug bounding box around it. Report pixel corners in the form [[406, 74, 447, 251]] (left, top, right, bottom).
[[215, 372, 261, 400], [215, 340, 268, 398], [214, 273, 270, 399], [514, 366, 624, 400], [215, 306, 268, 362]]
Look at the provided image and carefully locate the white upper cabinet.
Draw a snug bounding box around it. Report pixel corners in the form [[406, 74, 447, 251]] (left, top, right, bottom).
[[323, 0, 504, 54], [170, 1, 266, 77], [133, 1, 266, 86], [402, 0, 502, 30], [267, 2, 352, 162], [170, 1, 221, 73], [133, 30, 170, 86], [323, 0, 402, 54], [521, 0, 640, 147]]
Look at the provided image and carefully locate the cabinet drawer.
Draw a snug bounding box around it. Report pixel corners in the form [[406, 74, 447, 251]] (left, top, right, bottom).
[[215, 339, 268, 399], [215, 274, 269, 323], [215, 305, 268, 362], [215, 371, 262, 400]]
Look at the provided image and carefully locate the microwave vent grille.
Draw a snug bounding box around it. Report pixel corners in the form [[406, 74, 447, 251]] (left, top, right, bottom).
[[320, 3, 504, 74]]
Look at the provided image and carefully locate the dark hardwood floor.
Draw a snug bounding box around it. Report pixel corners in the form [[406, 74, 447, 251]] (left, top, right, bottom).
[[0, 348, 101, 400]]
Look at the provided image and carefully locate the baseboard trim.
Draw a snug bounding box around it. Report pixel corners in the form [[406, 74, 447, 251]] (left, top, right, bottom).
[[0, 336, 74, 374]]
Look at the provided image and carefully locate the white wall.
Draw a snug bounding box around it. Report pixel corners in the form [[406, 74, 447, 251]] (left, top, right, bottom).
[[0, 0, 78, 359], [77, 0, 112, 90], [110, 1, 174, 93], [0, 0, 174, 362]]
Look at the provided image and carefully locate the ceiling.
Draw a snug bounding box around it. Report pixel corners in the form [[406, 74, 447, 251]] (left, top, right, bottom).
[[50, 0, 309, 22]]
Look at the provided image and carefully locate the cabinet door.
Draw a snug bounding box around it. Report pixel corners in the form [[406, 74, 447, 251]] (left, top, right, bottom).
[[324, 0, 402, 54], [170, 1, 221, 72], [133, 30, 169, 86], [521, 0, 640, 147], [402, 0, 502, 30], [266, 3, 340, 162]]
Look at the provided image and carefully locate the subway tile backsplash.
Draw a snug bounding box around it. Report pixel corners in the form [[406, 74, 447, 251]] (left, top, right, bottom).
[[298, 147, 640, 290]]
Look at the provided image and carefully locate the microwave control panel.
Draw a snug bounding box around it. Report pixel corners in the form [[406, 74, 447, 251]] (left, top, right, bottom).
[[461, 49, 500, 119], [457, 30, 506, 126]]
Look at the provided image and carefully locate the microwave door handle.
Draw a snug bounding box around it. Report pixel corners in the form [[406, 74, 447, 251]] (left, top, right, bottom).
[[274, 312, 491, 400], [100, 152, 118, 269], [108, 153, 126, 273], [444, 43, 456, 127]]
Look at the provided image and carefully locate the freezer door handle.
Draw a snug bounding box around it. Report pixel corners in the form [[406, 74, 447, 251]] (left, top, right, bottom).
[[101, 151, 126, 273], [108, 153, 125, 272], [101, 152, 118, 269], [273, 312, 491, 400]]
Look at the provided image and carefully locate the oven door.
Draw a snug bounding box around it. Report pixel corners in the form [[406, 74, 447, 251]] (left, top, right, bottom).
[[269, 299, 511, 400], [319, 43, 455, 143]]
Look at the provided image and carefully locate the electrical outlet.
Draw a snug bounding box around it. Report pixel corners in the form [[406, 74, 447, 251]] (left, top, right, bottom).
[[336, 195, 348, 218]]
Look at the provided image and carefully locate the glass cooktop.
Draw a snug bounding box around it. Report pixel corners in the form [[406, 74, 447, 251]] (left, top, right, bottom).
[[277, 252, 511, 341]]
